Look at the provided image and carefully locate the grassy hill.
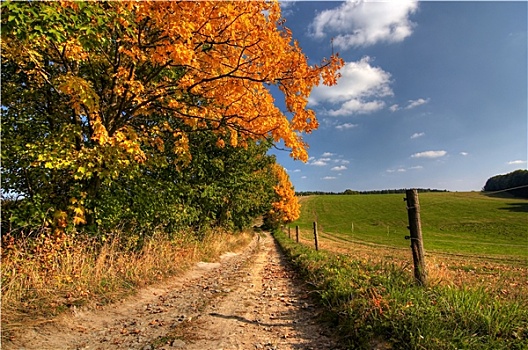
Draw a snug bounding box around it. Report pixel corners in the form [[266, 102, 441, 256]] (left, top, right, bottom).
[[276, 192, 528, 349], [292, 192, 528, 261]]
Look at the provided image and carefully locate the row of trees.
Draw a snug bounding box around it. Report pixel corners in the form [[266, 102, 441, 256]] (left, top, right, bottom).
[[1, 1, 341, 237], [483, 169, 528, 198], [297, 188, 449, 196]]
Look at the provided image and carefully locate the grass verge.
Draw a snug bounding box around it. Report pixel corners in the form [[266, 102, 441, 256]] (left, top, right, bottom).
[[1, 228, 252, 340], [273, 229, 528, 350]]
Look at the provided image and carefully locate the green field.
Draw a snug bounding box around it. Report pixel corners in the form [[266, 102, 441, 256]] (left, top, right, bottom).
[[292, 192, 528, 261]]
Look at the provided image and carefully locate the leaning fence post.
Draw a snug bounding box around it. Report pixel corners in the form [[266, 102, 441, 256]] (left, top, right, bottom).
[[313, 221, 319, 251], [295, 225, 299, 243], [405, 189, 427, 286]]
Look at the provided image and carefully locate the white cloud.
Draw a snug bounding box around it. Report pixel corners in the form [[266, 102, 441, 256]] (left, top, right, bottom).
[[279, 1, 296, 16], [405, 98, 430, 109], [322, 152, 335, 157], [291, 169, 301, 173], [389, 98, 429, 112], [327, 100, 385, 117], [322, 176, 337, 180], [410, 132, 425, 139], [336, 123, 358, 130], [388, 165, 423, 173], [301, 176, 307, 179], [309, 57, 393, 116], [311, 160, 328, 166], [331, 165, 347, 171], [389, 104, 399, 112], [340, 160, 350, 164], [508, 160, 526, 165], [310, 0, 418, 49], [460, 152, 469, 156], [411, 150, 447, 159]]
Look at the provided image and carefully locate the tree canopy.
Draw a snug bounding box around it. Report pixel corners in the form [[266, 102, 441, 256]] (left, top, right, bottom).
[[1, 1, 342, 234], [483, 170, 528, 198]]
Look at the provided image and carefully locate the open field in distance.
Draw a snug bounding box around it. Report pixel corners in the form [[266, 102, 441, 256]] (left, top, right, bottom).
[[292, 192, 528, 262]]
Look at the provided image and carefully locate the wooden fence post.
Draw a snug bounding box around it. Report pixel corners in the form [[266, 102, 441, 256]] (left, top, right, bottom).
[[288, 226, 291, 239], [295, 225, 299, 243], [313, 221, 319, 251], [405, 189, 427, 286]]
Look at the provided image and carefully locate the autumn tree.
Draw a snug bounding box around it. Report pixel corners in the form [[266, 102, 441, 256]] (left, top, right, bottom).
[[263, 163, 300, 229], [1, 1, 342, 232]]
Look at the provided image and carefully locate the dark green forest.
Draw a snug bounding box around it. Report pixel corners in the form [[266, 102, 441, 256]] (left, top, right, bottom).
[[483, 169, 528, 198]]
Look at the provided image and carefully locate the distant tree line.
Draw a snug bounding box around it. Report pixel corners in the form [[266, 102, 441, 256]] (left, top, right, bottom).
[[296, 188, 449, 196], [483, 169, 528, 198]]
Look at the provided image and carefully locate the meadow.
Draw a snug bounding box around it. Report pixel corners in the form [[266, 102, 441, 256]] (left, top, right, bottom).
[[275, 192, 528, 349], [292, 192, 527, 262]]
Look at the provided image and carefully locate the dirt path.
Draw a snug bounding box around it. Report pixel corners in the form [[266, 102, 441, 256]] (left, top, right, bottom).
[[5, 232, 342, 350]]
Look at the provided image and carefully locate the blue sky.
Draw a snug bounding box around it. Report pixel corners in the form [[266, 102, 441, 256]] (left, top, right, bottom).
[[270, 1, 527, 192]]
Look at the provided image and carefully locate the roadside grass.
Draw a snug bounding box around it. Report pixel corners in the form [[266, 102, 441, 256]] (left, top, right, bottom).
[[273, 229, 528, 350], [1, 228, 252, 339]]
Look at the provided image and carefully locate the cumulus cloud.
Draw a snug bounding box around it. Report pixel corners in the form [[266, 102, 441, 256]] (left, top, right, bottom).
[[310, 0, 418, 49], [390, 98, 429, 112], [460, 152, 469, 156], [309, 57, 393, 116], [405, 98, 430, 109], [410, 132, 425, 139], [309, 154, 350, 168], [386, 168, 406, 173], [508, 160, 526, 165], [311, 159, 328, 166], [387, 165, 423, 173], [327, 100, 385, 117], [322, 176, 337, 180], [411, 150, 447, 159], [279, 0, 296, 16], [336, 123, 358, 130]]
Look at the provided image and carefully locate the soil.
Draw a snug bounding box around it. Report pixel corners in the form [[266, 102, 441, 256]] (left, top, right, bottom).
[[4, 232, 344, 350]]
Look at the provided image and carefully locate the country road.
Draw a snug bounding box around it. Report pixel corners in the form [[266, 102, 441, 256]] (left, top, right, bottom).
[[5, 232, 343, 350]]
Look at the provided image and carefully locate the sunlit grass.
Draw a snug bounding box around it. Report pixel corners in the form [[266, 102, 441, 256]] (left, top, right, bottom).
[[293, 192, 528, 260], [274, 229, 528, 350]]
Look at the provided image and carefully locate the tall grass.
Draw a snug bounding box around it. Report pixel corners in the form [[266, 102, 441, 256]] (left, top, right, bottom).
[[1, 228, 252, 334], [274, 230, 528, 350]]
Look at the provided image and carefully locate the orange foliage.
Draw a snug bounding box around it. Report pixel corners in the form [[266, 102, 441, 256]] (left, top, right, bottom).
[[2, 0, 342, 227], [270, 163, 300, 223], [3, 0, 342, 163]]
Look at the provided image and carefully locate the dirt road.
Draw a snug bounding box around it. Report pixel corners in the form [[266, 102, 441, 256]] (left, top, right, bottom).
[[5, 232, 342, 350]]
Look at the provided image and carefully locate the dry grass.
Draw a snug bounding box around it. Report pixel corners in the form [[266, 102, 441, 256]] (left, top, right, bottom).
[[295, 228, 528, 304], [1, 228, 252, 334]]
